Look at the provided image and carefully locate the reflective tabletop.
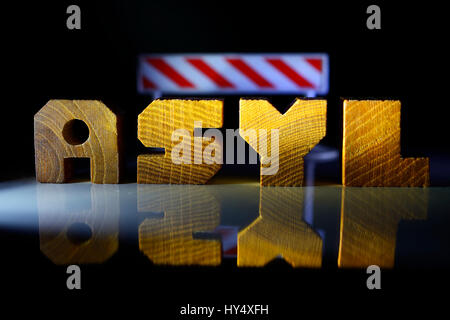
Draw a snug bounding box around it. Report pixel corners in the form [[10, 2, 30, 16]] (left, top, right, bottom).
[[2, 178, 449, 269]]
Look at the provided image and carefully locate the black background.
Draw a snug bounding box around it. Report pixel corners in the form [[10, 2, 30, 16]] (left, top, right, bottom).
[[1, 0, 449, 314], [2, 0, 449, 182]]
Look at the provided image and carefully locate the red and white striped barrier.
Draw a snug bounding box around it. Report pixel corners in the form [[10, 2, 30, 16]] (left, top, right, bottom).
[[138, 53, 329, 96]]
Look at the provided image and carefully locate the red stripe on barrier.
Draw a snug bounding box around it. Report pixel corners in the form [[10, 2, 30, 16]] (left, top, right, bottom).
[[187, 58, 234, 88], [146, 58, 194, 88], [305, 58, 323, 72], [142, 75, 156, 89], [226, 58, 273, 88], [267, 58, 314, 88]]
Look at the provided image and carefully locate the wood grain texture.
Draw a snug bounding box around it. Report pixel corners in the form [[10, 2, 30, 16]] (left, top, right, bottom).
[[38, 184, 119, 264], [240, 99, 326, 186], [34, 100, 119, 183], [338, 188, 428, 268], [138, 185, 221, 266], [238, 187, 322, 267], [343, 100, 429, 187], [138, 99, 223, 184]]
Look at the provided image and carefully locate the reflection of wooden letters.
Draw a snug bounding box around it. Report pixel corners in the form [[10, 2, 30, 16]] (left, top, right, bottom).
[[138, 185, 221, 265], [34, 100, 119, 183], [238, 187, 322, 267], [240, 99, 326, 186], [338, 188, 428, 268], [138, 99, 223, 184], [342, 100, 429, 187], [38, 184, 119, 264]]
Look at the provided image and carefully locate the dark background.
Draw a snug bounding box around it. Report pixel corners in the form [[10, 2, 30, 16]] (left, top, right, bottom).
[[1, 0, 449, 313], [2, 0, 449, 183]]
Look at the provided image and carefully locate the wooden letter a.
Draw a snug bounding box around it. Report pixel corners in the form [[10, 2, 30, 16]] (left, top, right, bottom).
[[34, 100, 119, 183]]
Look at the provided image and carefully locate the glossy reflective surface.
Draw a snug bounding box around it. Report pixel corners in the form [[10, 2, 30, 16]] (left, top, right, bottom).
[[1, 178, 449, 269]]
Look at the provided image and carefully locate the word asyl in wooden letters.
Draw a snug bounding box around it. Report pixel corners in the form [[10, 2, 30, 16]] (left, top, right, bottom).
[[34, 99, 429, 187]]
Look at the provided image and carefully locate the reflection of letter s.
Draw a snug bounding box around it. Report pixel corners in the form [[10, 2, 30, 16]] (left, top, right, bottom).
[[66, 5, 81, 30]]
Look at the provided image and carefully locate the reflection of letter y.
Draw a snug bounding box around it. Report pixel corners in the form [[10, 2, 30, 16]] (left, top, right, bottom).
[[238, 187, 322, 267]]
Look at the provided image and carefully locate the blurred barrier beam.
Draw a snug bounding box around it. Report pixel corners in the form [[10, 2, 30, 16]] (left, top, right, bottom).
[[240, 99, 326, 186], [138, 54, 329, 96], [34, 100, 119, 183], [138, 99, 223, 184], [342, 100, 429, 187]]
